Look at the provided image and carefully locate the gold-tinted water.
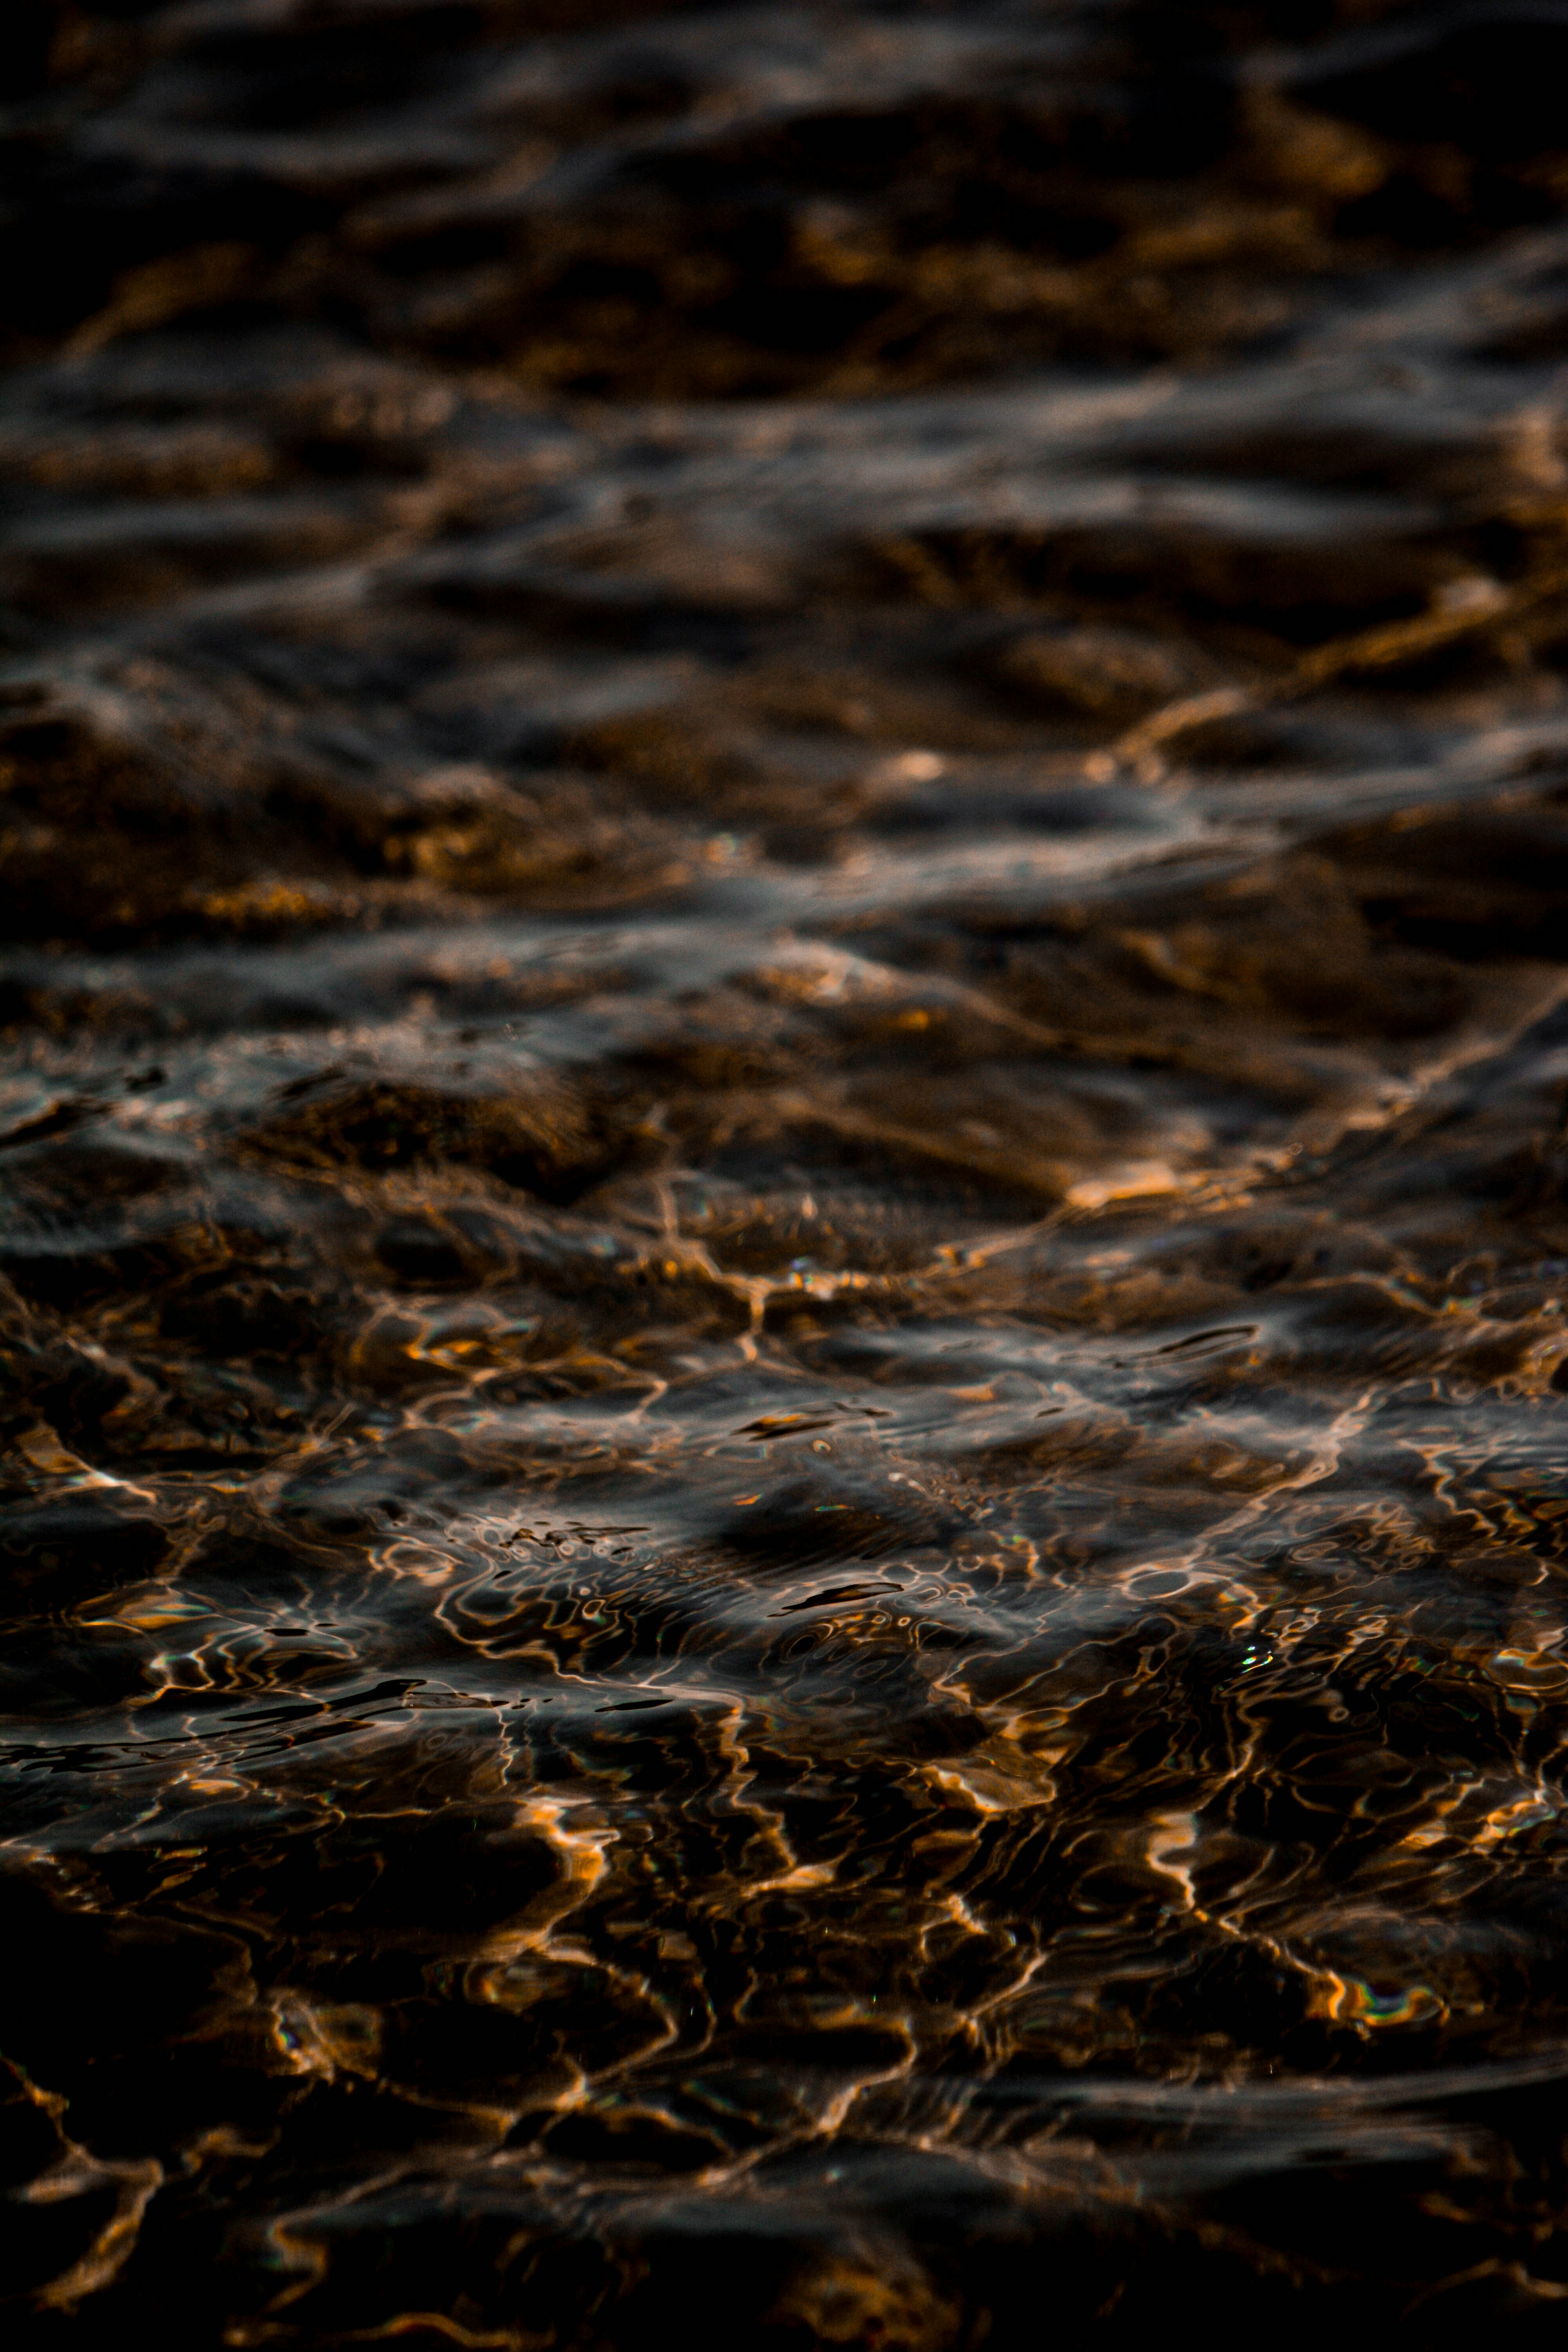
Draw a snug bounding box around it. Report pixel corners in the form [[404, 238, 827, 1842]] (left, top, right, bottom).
[[10, 3, 1568, 2341]]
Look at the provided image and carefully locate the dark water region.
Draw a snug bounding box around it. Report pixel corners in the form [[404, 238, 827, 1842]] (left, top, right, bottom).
[[15, 1, 1568, 2342]]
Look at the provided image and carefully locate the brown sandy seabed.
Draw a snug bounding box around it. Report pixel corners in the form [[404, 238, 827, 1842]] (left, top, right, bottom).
[[13, 2, 1568, 2343]]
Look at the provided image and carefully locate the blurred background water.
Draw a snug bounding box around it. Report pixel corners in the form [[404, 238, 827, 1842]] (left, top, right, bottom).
[[10, 3, 1568, 2341]]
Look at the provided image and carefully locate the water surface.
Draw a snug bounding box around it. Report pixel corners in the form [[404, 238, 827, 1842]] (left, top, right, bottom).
[[9, 4, 1568, 2341]]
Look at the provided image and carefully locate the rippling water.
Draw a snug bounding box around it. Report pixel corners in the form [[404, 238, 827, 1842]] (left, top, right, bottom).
[[12, 4, 1568, 2341]]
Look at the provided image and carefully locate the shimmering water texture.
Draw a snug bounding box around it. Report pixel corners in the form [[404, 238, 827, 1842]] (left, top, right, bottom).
[[18, 3, 1568, 2343]]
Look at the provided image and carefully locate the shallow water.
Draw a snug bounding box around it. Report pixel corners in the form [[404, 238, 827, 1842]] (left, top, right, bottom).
[[11, 3, 1568, 2342]]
